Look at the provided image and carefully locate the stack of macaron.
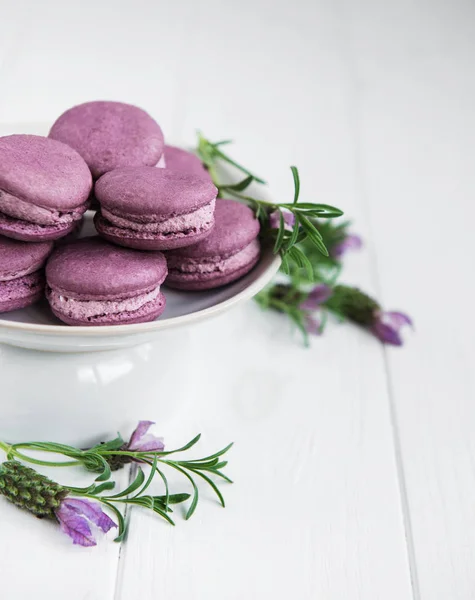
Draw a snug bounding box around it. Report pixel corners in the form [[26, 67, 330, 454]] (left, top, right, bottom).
[[0, 101, 261, 326]]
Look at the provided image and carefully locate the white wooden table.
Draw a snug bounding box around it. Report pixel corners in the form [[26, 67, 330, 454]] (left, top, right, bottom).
[[1, 1, 474, 598]]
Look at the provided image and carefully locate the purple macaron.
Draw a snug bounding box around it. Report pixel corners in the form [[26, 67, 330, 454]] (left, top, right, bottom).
[[45, 237, 168, 326], [164, 145, 210, 179], [165, 199, 261, 290], [49, 101, 165, 180], [94, 167, 217, 251], [0, 236, 53, 313], [0, 135, 92, 242]]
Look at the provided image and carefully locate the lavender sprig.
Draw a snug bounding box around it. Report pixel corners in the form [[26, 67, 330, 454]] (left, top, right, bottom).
[[196, 133, 344, 270], [257, 282, 412, 346], [0, 422, 233, 545], [195, 133, 411, 345]]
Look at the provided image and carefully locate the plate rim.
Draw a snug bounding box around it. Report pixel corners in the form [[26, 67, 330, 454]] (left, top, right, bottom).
[[0, 253, 281, 337]]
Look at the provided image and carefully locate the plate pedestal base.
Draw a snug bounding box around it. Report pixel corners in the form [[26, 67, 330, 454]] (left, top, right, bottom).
[[0, 329, 195, 447]]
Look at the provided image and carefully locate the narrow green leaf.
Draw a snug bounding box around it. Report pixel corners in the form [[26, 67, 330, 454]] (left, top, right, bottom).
[[220, 175, 254, 192], [150, 502, 175, 525], [288, 246, 314, 280], [282, 202, 342, 212], [94, 456, 112, 482], [99, 501, 126, 543], [154, 493, 191, 505], [210, 470, 234, 484], [165, 463, 199, 520], [299, 215, 329, 257], [193, 442, 234, 462], [157, 434, 201, 456], [280, 253, 291, 274], [140, 462, 170, 511], [68, 484, 98, 495], [177, 458, 220, 470], [90, 434, 125, 452], [108, 467, 145, 499], [291, 166, 300, 204], [92, 481, 116, 495], [189, 469, 226, 508], [134, 456, 157, 498], [213, 461, 228, 470]]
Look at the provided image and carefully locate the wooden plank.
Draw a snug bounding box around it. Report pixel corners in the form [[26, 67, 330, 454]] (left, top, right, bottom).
[[116, 1, 414, 598], [344, 1, 475, 598]]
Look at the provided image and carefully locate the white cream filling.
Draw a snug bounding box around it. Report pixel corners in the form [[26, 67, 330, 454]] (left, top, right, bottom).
[[101, 199, 215, 233], [169, 239, 260, 275], [0, 188, 84, 225], [49, 286, 161, 319]]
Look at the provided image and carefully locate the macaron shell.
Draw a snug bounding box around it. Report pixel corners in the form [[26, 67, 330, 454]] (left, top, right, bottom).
[[48, 291, 166, 326], [0, 213, 81, 242], [94, 212, 215, 251], [49, 101, 165, 179], [164, 145, 211, 179], [167, 199, 260, 259], [46, 236, 168, 299], [0, 236, 53, 280], [0, 135, 92, 210], [95, 167, 217, 217], [165, 255, 260, 291], [0, 272, 45, 313]]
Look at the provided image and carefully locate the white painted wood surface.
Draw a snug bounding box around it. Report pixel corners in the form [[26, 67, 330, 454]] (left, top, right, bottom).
[[0, 0, 474, 598]]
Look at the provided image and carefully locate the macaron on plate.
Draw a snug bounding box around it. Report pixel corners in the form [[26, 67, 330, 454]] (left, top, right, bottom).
[[0, 123, 280, 353]]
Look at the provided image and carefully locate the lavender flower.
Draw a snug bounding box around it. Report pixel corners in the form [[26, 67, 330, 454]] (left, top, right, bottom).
[[269, 209, 295, 231], [56, 498, 116, 547], [107, 421, 165, 471], [371, 311, 413, 346], [325, 285, 412, 346], [330, 234, 362, 259], [0, 461, 116, 548], [128, 420, 165, 452]]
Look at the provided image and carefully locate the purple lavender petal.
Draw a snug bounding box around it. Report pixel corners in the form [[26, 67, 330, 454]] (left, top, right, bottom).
[[331, 234, 363, 259], [128, 420, 154, 448], [56, 503, 96, 547], [132, 436, 165, 452], [63, 498, 117, 533], [383, 311, 413, 328], [269, 209, 295, 231], [304, 314, 321, 336], [371, 321, 403, 346], [128, 420, 165, 452], [371, 310, 412, 345], [300, 284, 332, 311]]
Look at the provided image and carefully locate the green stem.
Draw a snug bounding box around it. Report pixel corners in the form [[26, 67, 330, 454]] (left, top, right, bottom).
[[10, 449, 80, 468], [0, 441, 11, 455]]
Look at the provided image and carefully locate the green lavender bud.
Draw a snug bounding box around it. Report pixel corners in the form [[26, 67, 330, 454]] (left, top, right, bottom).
[[0, 461, 68, 519], [328, 285, 380, 326]]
